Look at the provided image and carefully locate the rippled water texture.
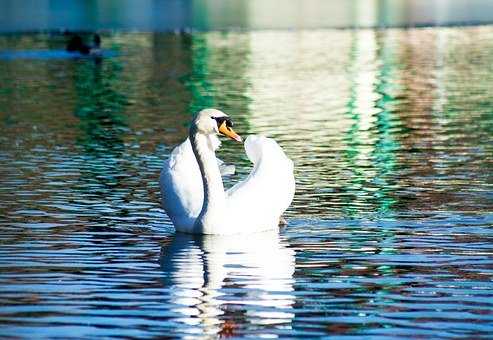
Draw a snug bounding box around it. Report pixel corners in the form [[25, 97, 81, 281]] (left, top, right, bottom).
[[0, 28, 492, 338]]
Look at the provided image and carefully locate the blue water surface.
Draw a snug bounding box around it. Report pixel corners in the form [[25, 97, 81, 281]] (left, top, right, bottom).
[[0, 28, 492, 338]]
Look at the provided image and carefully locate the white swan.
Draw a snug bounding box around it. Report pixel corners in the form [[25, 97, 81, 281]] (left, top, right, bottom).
[[160, 108, 295, 235]]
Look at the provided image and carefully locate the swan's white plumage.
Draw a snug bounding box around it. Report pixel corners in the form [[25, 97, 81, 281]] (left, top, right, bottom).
[[226, 135, 294, 229], [160, 135, 224, 229], [160, 138, 202, 229], [160, 134, 294, 235]]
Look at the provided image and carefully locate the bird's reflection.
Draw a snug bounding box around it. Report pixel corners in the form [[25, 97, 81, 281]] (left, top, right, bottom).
[[160, 231, 295, 337]]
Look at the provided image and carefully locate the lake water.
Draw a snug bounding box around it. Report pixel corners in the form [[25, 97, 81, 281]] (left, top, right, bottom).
[[0, 27, 492, 338]]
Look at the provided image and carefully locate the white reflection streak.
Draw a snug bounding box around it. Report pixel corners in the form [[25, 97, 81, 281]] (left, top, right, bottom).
[[352, 30, 378, 166], [433, 29, 447, 118], [160, 231, 295, 337]]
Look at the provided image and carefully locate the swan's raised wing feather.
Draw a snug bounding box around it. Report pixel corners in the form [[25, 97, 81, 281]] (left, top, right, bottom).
[[226, 135, 295, 227]]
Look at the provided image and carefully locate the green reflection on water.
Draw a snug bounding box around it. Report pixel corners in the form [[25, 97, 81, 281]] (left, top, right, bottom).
[[73, 57, 129, 155], [182, 33, 215, 114], [343, 31, 401, 218], [371, 32, 401, 217], [72, 54, 131, 195], [343, 31, 371, 218]]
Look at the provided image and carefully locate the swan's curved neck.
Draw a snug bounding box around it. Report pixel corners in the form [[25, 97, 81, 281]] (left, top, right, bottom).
[[190, 129, 226, 228]]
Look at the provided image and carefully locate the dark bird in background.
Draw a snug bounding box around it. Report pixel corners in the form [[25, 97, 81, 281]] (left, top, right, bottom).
[[66, 34, 101, 55]]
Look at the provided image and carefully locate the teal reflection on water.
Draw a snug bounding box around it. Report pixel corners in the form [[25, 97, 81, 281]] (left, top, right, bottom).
[[182, 34, 215, 114], [74, 57, 130, 154], [343, 30, 401, 217], [372, 32, 401, 216]]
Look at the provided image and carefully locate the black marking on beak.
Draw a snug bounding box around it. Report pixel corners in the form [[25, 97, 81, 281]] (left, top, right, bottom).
[[213, 116, 233, 131]]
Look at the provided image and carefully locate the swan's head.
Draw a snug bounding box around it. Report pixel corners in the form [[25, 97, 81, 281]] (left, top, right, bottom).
[[192, 109, 242, 143]]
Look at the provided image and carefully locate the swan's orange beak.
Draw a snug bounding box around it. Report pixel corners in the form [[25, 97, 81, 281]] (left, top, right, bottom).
[[218, 121, 242, 143]]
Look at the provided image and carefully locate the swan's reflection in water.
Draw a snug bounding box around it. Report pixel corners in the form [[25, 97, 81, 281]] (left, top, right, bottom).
[[160, 231, 295, 337]]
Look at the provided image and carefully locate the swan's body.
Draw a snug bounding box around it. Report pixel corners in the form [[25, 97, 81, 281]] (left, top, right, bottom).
[[160, 109, 295, 235]]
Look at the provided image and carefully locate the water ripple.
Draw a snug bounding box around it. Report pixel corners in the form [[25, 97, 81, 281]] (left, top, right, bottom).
[[0, 27, 492, 338]]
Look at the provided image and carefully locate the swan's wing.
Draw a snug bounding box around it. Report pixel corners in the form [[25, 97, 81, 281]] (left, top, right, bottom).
[[226, 135, 295, 226], [160, 138, 203, 227], [159, 137, 235, 228]]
